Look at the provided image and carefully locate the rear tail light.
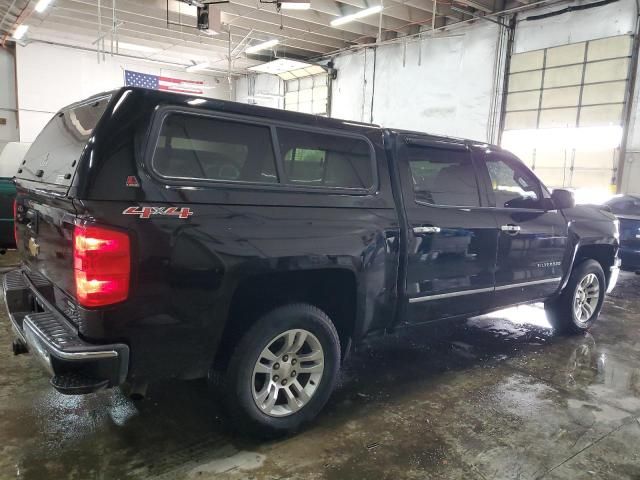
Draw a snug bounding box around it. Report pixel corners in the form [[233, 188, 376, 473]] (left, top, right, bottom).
[[73, 225, 131, 308], [12, 200, 17, 246]]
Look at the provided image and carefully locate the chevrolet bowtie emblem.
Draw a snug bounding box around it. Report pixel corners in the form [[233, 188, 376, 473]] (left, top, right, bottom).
[[28, 237, 40, 257]]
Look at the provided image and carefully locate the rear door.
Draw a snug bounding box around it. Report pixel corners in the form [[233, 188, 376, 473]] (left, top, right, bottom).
[[15, 96, 111, 299], [396, 136, 499, 324], [474, 149, 569, 306]]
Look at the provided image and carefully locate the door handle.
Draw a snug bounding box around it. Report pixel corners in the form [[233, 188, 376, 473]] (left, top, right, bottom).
[[413, 226, 441, 234], [501, 224, 521, 235]]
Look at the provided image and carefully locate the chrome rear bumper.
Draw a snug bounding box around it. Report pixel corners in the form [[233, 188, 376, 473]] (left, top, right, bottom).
[[3, 269, 129, 394]]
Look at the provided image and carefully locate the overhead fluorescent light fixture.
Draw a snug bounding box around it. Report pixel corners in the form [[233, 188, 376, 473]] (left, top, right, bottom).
[[245, 39, 279, 54], [117, 42, 159, 54], [249, 58, 327, 79], [186, 61, 210, 72], [330, 5, 382, 26], [12, 24, 29, 40], [279, 0, 311, 10], [35, 0, 54, 13]]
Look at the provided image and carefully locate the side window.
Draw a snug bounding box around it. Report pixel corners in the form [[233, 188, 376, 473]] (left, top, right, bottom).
[[277, 128, 374, 189], [152, 113, 278, 184], [407, 146, 481, 207], [485, 155, 543, 209]]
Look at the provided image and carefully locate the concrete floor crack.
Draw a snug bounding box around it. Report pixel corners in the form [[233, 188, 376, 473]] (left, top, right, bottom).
[[535, 419, 631, 479]]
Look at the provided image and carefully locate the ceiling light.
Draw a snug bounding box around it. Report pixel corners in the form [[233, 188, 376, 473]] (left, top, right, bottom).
[[12, 24, 29, 40], [330, 5, 382, 26], [35, 0, 54, 13], [117, 42, 159, 54], [245, 39, 279, 54], [187, 98, 207, 105], [186, 61, 210, 72], [279, 0, 311, 10]]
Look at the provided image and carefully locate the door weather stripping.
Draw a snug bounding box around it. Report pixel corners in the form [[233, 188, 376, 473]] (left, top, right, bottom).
[[409, 277, 562, 303]]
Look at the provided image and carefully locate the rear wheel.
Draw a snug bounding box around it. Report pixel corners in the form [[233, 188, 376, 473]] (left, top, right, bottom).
[[545, 260, 606, 334], [221, 303, 340, 436]]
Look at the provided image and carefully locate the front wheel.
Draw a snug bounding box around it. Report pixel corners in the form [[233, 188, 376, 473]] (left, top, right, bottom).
[[545, 259, 606, 334], [221, 303, 341, 436]]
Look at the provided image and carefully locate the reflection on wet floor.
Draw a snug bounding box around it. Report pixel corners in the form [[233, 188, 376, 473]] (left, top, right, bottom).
[[1, 250, 639, 479]]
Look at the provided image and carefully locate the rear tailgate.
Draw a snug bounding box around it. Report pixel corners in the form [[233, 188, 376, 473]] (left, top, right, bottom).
[[15, 96, 111, 303]]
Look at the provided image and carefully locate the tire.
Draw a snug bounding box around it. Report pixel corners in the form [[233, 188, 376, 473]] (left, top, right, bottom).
[[545, 259, 606, 334], [221, 303, 341, 436]]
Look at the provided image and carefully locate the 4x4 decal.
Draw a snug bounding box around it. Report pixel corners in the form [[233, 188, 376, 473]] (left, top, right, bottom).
[[123, 206, 193, 219]]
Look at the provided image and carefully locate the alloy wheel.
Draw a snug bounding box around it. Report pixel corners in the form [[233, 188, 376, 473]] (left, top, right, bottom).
[[251, 329, 325, 417], [573, 273, 600, 324]]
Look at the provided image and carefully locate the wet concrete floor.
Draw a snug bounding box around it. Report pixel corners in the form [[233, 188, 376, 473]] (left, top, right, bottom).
[[1, 250, 640, 479]]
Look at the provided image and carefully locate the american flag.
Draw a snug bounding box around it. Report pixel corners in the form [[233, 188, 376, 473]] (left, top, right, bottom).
[[124, 70, 204, 95]]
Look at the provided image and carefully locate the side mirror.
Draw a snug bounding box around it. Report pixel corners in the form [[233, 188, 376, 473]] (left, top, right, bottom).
[[551, 189, 575, 210]]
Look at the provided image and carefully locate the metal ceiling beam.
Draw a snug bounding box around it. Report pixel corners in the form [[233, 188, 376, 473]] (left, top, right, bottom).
[[453, 0, 494, 13], [235, 1, 379, 38], [161, 0, 379, 39], [0, 0, 24, 35], [50, 0, 349, 55], [220, 12, 350, 49], [54, 1, 348, 51], [318, 1, 411, 33], [391, 0, 461, 23], [39, 12, 334, 55], [381, 3, 431, 24], [335, 0, 452, 25], [211, 3, 362, 44]]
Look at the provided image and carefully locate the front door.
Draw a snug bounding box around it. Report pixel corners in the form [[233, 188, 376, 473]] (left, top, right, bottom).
[[474, 148, 569, 307], [397, 137, 499, 324]]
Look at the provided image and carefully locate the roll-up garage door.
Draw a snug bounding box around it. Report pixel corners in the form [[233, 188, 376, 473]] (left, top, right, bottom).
[[284, 74, 329, 116], [501, 35, 633, 201]]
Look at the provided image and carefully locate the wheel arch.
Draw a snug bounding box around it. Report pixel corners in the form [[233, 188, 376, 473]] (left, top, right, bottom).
[[212, 268, 359, 372], [562, 242, 617, 294]]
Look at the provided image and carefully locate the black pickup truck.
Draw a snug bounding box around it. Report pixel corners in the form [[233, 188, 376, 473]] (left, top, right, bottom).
[[4, 88, 621, 434]]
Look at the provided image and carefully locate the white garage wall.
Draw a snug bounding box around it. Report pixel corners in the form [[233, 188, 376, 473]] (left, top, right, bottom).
[[0, 48, 19, 151], [233, 22, 503, 142], [16, 42, 231, 142], [331, 49, 375, 123], [235, 73, 284, 109], [331, 22, 502, 142]]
